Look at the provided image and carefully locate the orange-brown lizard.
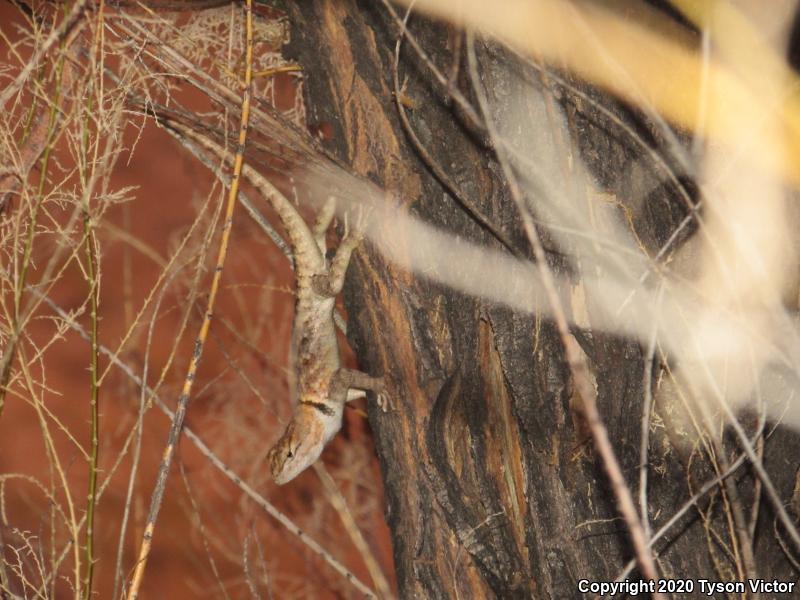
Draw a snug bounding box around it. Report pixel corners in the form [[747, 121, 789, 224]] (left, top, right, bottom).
[[166, 120, 386, 484]]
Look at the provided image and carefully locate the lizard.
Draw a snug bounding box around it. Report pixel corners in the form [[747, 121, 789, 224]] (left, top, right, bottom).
[[165, 119, 386, 484]]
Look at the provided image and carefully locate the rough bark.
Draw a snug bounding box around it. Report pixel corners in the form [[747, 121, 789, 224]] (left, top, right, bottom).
[[283, 2, 800, 598]]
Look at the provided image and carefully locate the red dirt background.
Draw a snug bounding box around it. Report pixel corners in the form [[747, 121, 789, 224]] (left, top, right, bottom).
[[0, 3, 395, 598]]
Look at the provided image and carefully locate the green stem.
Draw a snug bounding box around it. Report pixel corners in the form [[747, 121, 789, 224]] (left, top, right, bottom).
[[82, 4, 105, 595], [0, 5, 70, 418], [82, 210, 99, 600]]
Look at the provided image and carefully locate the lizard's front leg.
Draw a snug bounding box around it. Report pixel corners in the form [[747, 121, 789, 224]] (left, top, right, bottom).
[[312, 209, 366, 298], [312, 196, 336, 254]]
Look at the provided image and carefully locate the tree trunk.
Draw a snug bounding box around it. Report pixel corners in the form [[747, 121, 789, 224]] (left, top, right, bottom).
[[285, 1, 800, 598]]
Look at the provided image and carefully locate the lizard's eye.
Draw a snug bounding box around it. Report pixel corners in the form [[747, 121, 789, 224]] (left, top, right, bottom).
[[287, 441, 301, 459]]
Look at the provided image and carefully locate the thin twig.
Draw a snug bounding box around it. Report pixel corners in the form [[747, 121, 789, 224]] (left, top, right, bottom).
[[250, 525, 275, 600], [378, 0, 484, 135], [313, 464, 394, 599], [109, 13, 319, 164], [111, 267, 181, 600], [615, 410, 775, 582], [34, 293, 379, 598], [242, 529, 263, 600], [0, 17, 78, 419], [712, 436, 757, 585], [80, 187, 101, 600], [638, 287, 661, 540], [15, 343, 83, 596], [80, 4, 108, 597], [0, 0, 90, 109], [774, 515, 800, 573], [392, 4, 519, 257], [155, 110, 348, 334], [0, 524, 12, 599], [154, 114, 292, 263], [750, 433, 764, 541], [127, 2, 255, 597], [714, 389, 800, 553], [177, 459, 232, 600], [465, 32, 663, 591]]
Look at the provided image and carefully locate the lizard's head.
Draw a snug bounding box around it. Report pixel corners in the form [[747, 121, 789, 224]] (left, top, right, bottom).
[[267, 405, 328, 485]]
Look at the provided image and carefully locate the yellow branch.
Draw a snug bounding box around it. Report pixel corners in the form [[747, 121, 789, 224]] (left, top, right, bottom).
[[126, 1, 255, 597]]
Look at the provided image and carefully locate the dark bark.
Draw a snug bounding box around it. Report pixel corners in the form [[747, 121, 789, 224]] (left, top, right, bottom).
[[283, 2, 800, 598]]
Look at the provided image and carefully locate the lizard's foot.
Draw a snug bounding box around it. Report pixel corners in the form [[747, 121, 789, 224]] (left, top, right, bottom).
[[376, 391, 390, 412], [343, 204, 371, 242], [345, 389, 390, 412]]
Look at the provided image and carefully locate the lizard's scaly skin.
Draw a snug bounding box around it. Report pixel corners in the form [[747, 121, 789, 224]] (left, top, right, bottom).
[[167, 120, 384, 484]]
